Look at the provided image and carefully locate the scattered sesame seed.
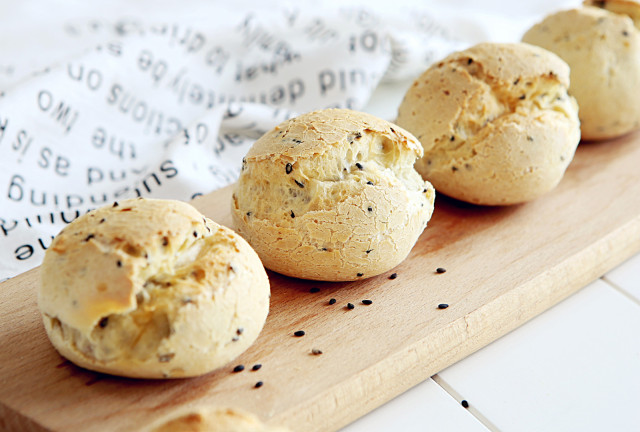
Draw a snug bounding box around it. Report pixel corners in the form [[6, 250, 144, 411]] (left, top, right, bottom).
[[294, 179, 305, 188], [467, 58, 473, 64], [294, 330, 306, 337], [356, 273, 363, 277], [252, 364, 262, 371], [254, 381, 264, 388], [286, 163, 293, 174], [162, 237, 169, 246], [514, 78, 520, 85], [231, 336, 239, 342], [329, 298, 337, 305], [389, 273, 398, 280], [355, 132, 362, 139], [362, 300, 373, 305], [367, 206, 373, 212], [98, 317, 108, 328], [116, 260, 122, 267], [450, 135, 455, 141], [246, 211, 252, 217], [365, 249, 372, 254], [309, 287, 320, 293], [193, 231, 197, 238], [423, 188, 427, 193], [366, 181, 374, 185], [291, 210, 295, 218], [99, 218, 106, 223], [519, 94, 526, 100], [623, 30, 629, 37], [355, 162, 363, 170], [236, 327, 244, 335], [311, 348, 323, 355], [84, 234, 95, 242], [438, 303, 449, 309], [461, 400, 469, 408], [233, 365, 245, 373], [436, 267, 447, 274], [347, 303, 355, 309], [527, 136, 534, 141], [113, 202, 119, 207]]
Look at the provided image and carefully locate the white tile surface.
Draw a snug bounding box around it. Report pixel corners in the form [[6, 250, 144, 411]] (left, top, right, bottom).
[[341, 378, 489, 432], [604, 252, 640, 304], [437, 279, 640, 432]]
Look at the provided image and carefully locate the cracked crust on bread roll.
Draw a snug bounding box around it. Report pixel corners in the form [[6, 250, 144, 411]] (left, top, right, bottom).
[[231, 108, 435, 282], [523, 5, 640, 140], [38, 198, 270, 379], [396, 42, 580, 205], [146, 406, 289, 432]]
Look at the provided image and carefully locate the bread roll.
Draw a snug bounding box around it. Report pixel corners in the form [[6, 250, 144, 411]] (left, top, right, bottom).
[[523, 5, 640, 140], [146, 407, 288, 432], [232, 108, 435, 281], [38, 198, 270, 379], [396, 42, 580, 205]]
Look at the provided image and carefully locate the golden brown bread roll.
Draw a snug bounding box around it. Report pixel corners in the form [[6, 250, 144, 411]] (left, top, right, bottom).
[[38, 198, 270, 378], [523, 5, 640, 140], [231, 108, 435, 281], [396, 42, 580, 205]]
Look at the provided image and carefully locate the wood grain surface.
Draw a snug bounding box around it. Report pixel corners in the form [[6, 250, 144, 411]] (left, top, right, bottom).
[[1, 133, 640, 432]]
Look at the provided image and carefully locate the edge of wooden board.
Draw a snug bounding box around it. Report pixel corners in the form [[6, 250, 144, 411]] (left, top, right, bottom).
[[286, 213, 640, 431]]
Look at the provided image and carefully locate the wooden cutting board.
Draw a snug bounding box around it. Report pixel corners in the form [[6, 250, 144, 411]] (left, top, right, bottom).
[[1, 133, 640, 432]]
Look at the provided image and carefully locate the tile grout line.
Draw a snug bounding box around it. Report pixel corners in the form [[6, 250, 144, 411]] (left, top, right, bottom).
[[431, 374, 502, 432], [600, 276, 640, 308]]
